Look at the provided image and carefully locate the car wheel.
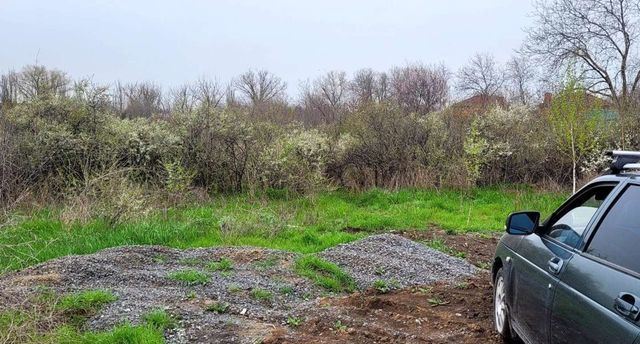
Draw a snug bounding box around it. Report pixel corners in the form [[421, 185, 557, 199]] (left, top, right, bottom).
[[494, 268, 516, 342]]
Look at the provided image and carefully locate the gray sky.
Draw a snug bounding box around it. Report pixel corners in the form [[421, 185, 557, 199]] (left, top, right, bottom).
[[0, 0, 533, 96]]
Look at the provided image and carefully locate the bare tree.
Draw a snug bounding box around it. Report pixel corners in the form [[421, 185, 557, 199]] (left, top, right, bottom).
[[193, 78, 224, 111], [390, 63, 450, 115], [17, 65, 70, 100], [506, 55, 537, 105], [351, 69, 376, 104], [302, 71, 350, 124], [351, 69, 391, 105], [168, 84, 195, 113], [123, 82, 163, 118], [233, 70, 286, 108], [374, 72, 390, 103], [0, 70, 19, 108], [456, 53, 504, 97], [525, 0, 640, 145], [111, 81, 127, 116]]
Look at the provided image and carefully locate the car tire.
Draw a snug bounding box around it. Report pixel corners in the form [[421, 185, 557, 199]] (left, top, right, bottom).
[[494, 268, 518, 343]]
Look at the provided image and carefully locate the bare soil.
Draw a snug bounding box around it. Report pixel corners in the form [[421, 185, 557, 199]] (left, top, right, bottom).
[[263, 230, 502, 344]]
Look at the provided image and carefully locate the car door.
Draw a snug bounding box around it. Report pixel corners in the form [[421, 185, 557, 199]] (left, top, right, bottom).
[[511, 183, 617, 344], [551, 183, 640, 344]]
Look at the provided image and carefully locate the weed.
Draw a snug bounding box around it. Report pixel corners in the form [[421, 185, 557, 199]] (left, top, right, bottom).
[[254, 256, 279, 271], [167, 269, 209, 286], [295, 255, 356, 293], [143, 309, 175, 330], [373, 280, 390, 294], [475, 261, 491, 270], [278, 286, 294, 295], [415, 287, 433, 295], [206, 302, 230, 314], [58, 289, 117, 317], [227, 284, 242, 293], [186, 290, 197, 300], [445, 228, 457, 235], [153, 254, 168, 264], [334, 320, 347, 332], [374, 267, 385, 276], [454, 282, 470, 289], [424, 238, 466, 258], [427, 297, 450, 307], [286, 316, 303, 327], [250, 288, 273, 302], [208, 257, 234, 272]]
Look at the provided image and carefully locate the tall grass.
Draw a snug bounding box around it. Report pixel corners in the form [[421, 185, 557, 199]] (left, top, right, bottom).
[[0, 186, 567, 274]]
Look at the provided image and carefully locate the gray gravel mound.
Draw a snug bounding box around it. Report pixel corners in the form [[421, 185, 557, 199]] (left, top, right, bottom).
[[320, 233, 478, 289], [0, 234, 480, 343]]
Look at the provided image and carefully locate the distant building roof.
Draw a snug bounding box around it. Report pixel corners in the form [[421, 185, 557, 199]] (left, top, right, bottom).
[[450, 94, 508, 117]]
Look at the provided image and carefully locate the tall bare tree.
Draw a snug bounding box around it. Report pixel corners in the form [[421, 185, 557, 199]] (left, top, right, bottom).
[[351, 69, 390, 105], [123, 82, 163, 118], [456, 53, 504, 98], [233, 70, 286, 108], [525, 0, 640, 145], [506, 55, 537, 105], [168, 84, 195, 113], [17, 65, 70, 100], [390, 63, 450, 115], [0, 70, 19, 108], [193, 78, 224, 111], [302, 71, 350, 124]]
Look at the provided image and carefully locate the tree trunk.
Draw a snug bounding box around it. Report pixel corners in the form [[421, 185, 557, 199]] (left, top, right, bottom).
[[571, 124, 577, 194]]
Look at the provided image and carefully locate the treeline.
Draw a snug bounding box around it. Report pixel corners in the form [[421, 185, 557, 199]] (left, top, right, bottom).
[[0, 62, 624, 221]]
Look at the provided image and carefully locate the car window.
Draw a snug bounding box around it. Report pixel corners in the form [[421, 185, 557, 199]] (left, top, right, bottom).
[[547, 185, 615, 248], [586, 185, 640, 274]]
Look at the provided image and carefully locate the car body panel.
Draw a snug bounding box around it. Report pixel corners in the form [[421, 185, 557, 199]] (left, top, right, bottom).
[[551, 253, 640, 344], [509, 234, 572, 343], [493, 174, 640, 344]]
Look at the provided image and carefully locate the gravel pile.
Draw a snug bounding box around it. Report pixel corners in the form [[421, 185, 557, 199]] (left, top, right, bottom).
[[320, 234, 478, 289], [0, 245, 320, 344], [0, 234, 480, 343]]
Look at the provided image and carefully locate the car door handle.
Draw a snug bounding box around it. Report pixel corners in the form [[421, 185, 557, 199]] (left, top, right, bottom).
[[548, 257, 563, 274], [615, 293, 640, 321]]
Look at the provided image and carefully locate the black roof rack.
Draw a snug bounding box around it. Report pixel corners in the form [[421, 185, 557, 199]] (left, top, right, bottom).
[[606, 150, 640, 174]]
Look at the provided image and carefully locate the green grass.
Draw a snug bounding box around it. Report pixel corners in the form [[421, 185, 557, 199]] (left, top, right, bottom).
[[1, 293, 170, 344], [142, 309, 175, 330], [58, 289, 118, 316], [424, 238, 466, 258], [249, 288, 273, 301], [207, 257, 234, 272], [0, 187, 567, 274], [295, 255, 356, 292], [205, 302, 230, 314], [167, 269, 209, 286]]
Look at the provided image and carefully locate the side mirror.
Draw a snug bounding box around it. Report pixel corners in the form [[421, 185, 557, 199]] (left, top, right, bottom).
[[506, 211, 540, 235]]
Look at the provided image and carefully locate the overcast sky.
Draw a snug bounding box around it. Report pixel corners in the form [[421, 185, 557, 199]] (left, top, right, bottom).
[[0, 0, 534, 96]]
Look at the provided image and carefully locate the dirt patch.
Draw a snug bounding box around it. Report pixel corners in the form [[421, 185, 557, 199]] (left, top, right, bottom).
[[264, 274, 500, 344], [397, 228, 501, 268]]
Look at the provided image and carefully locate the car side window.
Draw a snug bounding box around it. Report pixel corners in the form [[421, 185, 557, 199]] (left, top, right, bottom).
[[546, 185, 615, 248], [586, 185, 640, 274]]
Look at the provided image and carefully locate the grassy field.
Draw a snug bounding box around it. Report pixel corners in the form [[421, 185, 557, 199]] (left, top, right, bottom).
[[0, 186, 567, 274]]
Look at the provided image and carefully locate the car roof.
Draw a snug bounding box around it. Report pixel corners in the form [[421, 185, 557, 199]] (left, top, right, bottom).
[[588, 173, 640, 185]]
